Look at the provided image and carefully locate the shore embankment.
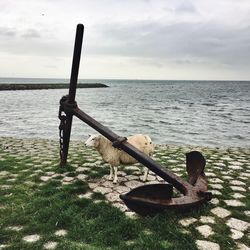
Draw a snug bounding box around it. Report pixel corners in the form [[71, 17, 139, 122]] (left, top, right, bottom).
[[0, 83, 108, 91], [0, 137, 249, 249]]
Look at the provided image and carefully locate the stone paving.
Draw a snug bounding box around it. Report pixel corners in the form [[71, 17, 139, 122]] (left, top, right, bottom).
[[0, 137, 249, 249]]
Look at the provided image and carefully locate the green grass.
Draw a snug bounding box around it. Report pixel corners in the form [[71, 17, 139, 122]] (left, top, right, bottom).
[[0, 138, 249, 249]]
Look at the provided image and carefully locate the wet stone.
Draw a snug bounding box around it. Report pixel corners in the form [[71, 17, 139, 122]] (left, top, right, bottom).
[[76, 167, 89, 172], [133, 171, 141, 176], [0, 185, 11, 190], [196, 240, 220, 250], [210, 198, 219, 205], [118, 177, 128, 182], [76, 174, 87, 181], [244, 211, 250, 216], [112, 202, 128, 212], [51, 174, 61, 178], [125, 166, 140, 171], [23, 234, 41, 243], [226, 218, 249, 232], [125, 211, 137, 219], [20, 169, 29, 173], [105, 192, 120, 202], [119, 171, 127, 177], [101, 181, 115, 188], [127, 175, 139, 181], [43, 241, 58, 249], [230, 229, 244, 240], [7, 178, 16, 182], [231, 180, 245, 186], [114, 186, 131, 194], [93, 199, 104, 204], [224, 200, 245, 207], [229, 161, 243, 165], [46, 171, 55, 176], [34, 170, 43, 173], [61, 182, 72, 185], [0, 171, 10, 176], [199, 216, 216, 224], [211, 190, 222, 196], [83, 162, 96, 167], [236, 243, 250, 250], [240, 173, 250, 177], [228, 165, 242, 170], [211, 207, 231, 218], [196, 225, 214, 238], [214, 162, 225, 166], [124, 180, 142, 189], [239, 176, 248, 181], [5, 193, 13, 197], [62, 176, 74, 182], [6, 225, 23, 231], [144, 174, 156, 181], [88, 182, 99, 189], [78, 192, 93, 199], [40, 176, 51, 182], [206, 172, 216, 177], [156, 176, 164, 182], [231, 186, 246, 192], [209, 178, 224, 183], [145, 180, 160, 185], [55, 229, 67, 236], [42, 161, 53, 165], [179, 218, 197, 227], [222, 176, 233, 180], [93, 186, 112, 195], [0, 244, 10, 249]]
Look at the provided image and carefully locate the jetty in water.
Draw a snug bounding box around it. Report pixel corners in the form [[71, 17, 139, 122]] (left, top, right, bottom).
[[0, 83, 108, 91]]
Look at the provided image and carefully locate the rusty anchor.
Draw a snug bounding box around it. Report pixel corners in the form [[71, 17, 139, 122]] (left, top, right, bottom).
[[59, 24, 212, 216]]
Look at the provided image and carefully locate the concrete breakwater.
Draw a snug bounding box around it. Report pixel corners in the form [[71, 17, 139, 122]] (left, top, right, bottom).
[[0, 137, 249, 249], [0, 83, 108, 91]]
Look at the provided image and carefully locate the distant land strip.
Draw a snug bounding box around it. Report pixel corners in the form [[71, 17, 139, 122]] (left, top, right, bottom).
[[0, 83, 108, 91]]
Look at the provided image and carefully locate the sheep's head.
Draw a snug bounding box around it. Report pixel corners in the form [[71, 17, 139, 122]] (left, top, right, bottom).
[[85, 134, 100, 148]]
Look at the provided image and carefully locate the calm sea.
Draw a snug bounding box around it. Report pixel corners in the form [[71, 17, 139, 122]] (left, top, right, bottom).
[[0, 78, 249, 148]]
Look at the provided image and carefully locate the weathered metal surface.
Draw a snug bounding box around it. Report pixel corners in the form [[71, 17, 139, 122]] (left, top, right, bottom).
[[59, 24, 212, 215], [59, 24, 84, 167], [120, 151, 212, 215]]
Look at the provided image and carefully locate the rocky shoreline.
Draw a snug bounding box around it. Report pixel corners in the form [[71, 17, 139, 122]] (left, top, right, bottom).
[[0, 83, 108, 91]]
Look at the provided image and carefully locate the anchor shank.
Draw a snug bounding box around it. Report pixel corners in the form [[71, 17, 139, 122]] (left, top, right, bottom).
[[73, 107, 193, 194]]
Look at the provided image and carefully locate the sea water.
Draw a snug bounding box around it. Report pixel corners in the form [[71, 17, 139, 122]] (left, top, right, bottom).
[[0, 78, 249, 148]]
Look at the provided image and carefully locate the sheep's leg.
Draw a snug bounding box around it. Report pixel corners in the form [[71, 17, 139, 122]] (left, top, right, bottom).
[[113, 166, 118, 184], [142, 167, 149, 182], [108, 165, 114, 180]]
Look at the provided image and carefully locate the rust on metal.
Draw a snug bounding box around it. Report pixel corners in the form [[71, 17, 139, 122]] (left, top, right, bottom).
[[58, 24, 212, 215]]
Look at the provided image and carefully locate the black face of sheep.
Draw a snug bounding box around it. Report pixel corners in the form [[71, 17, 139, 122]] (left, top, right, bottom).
[[84, 134, 154, 183]]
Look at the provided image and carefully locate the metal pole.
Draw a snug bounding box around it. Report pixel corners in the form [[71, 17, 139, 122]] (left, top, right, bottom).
[[68, 24, 84, 103], [60, 24, 84, 166]]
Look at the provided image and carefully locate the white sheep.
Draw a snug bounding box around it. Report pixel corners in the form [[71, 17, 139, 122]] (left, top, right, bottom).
[[85, 134, 154, 183]]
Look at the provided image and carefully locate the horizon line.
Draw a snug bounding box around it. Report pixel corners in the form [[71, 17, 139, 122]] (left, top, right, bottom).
[[0, 76, 249, 82]]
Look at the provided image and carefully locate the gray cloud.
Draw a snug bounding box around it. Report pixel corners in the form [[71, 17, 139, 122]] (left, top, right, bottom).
[[87, 21, 250, 68], [21, 29, 41, 39], [0, 0, 250, 79], [175, 1, 196, 13], [0, 27, 16, 37]]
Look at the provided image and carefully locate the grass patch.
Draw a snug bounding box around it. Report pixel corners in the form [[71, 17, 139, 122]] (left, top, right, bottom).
[[0, 138, 249, 249]]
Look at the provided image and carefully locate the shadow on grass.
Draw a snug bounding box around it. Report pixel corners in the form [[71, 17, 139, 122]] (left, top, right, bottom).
[[0, 158, 203, 250]]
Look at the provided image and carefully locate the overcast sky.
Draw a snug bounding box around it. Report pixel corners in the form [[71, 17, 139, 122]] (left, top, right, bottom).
[[0, 0, 250, 80]]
